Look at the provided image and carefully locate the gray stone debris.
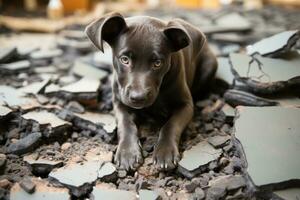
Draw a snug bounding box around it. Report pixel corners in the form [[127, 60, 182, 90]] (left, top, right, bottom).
[[178, 141, 222, 178], [57, 37, 92, 52], [59, 30, 87, 40], [91, 183, 137, 200], [34, 65, 57, 74], [247, 30, 300, 56], [60, 77, 100, 93], [19, 78, 50, 95], [221, 104, 235, 123], [19, 177, 36, 194], [23, 154, 63, 177], [6, 132, 42, 155], [10, 178, 70, 200], [30, 49, 63, 60], [0, 60, 31, 73], [98, 162, 117, 182], [0, 105, 12, 118], [0, 47, 17, 63], [234, 106, 300, 188], [72, 60, 108, 80], [216, 57, 235, 86], [139, 189, 160, 200], [209, 175, 246, 191], [273, 188, 300, 200], [208, 135, 231, 148], [206, 186, 226, 200], [65, 101, 85, 113], [0, 85, 40, 109], [192, 187, 205, 200], [0, 154, 7, 170], [49, 160, 101, 197]]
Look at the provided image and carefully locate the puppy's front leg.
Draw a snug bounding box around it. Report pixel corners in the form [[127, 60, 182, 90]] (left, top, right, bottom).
[[114, 101, 143, 171], [153, 101, 194, 170]]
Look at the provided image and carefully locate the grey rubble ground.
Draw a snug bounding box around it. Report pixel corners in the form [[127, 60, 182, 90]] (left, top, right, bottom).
[[1, 5, 300, 200]]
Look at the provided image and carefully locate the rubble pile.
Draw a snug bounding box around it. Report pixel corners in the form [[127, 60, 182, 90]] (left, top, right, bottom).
[[0, 5, 300, 200]]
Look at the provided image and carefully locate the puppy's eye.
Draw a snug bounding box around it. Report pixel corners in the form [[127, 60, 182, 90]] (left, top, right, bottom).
[[120, 56, 130, 65], [153, 60, 162, 69]]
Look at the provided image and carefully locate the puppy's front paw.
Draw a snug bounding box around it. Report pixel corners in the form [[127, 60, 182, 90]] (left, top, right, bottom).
[[153, 140, 180, 171], [114, 140, 143, 171]]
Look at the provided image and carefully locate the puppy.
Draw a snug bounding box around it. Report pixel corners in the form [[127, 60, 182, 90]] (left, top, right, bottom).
[[85, 12, 217, 171]]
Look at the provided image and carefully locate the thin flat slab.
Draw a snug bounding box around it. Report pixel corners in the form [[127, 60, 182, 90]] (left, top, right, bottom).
[[216, 57, 235, 85], [19, 79, 50, 94], [139, 189, 160, 200], [74, 112, 116, 134], [247, 30, 300, 56], [0, 105, 12, 117], [49, 161, 101, 197], [274, 188, 300, 199], [22, 110, 70, 128], [60, 78, 100, 93], [30, 49, 63, 60], [234, 106, 300, 187], [0, 60, 31, 71], [10, 178, 70, 200], [72, 60, 108, 80], [178, 141, 222, 178], [0, 47, 17, 63], [91, 184, 137, 200], [230, 53, 300, 83]]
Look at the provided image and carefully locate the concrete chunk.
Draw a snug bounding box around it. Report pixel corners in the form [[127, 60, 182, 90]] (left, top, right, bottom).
[[91, 183, 137, 200], [234, 106, 300, 187], [60, 78, 100, 93], [72, 60, 108, 80], [6, 132, 42, 155]]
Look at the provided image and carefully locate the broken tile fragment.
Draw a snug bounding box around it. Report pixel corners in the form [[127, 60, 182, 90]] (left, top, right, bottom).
[[23, 154, 63, 177], [229, 53, 300, 87], [221, 104, 235, 123], [178, 141, 222, 178], [6, 132, 42, 155], [10, 178, 70, 200], [30, 49, 63, 60], [34, 65, 57, 74], [60, 78, 100, 93], [273, 188, 300, 200], [49, 160, 100, 197], [139, 189, 160, 200], [216, 57, 235, 86], [208, 135, 231, 148], [0, 105, 12, 118], [72, 60, 108, 80], [22, 110, 70, 129], [91, 183, 137, 200], [247, 30, 300, 56], [19, 177, 36, 194], [0, 47, 17, 63], [0, 60, 31, 73], [44, 84, 60, 94], [234, 106, 300, 187], [19, 79, 50, 95], [98, 162, 117, 182]]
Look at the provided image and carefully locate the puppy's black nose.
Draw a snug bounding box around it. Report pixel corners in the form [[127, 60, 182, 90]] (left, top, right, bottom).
[[129, 90, 149, 103]]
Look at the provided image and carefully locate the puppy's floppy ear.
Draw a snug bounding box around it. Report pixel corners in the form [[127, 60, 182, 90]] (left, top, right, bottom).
[[163, 21, 191, 52], [85, 12, 127, 52]]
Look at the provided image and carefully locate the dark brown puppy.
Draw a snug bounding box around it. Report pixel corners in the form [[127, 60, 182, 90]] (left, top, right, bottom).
[[85, 12, 217, 171]]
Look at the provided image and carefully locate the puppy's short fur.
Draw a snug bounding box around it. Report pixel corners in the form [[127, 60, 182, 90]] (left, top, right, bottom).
[[85, 12, 217, 171]]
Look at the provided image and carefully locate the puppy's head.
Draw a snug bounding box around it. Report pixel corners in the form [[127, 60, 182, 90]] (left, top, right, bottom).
[[85, 12, 190, 109]]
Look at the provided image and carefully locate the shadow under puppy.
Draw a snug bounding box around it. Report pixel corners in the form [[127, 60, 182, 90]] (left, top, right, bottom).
[[85, 12, 217, 171]]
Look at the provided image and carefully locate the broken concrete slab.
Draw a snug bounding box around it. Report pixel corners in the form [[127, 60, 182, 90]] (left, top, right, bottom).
[[60, 78, 100, 93], [0, 105, 12, 118], [0, 85, 40, 109], [98, 162, 117, 182], [221, 104, 235, 123], [22, 110, 70, 129], [19, 177, 36, 194], [91, 183, 137, 200], [273, 188, 300, 200], [209, 175, 246, 191], [234, 106, 300, 188], [30, 49, 63, 60], [72, 60, 108, 80], [139, 189, 160, 200], [44, 84, 60, 94], [49, 160, 101, 197], [208, 135, 231, 148], [19, 79, 50, 95], [229, 53, 300, 94], [216, 57, 235, 86], [24, 154, 63, 177], [247, 30, 300, 56], [178, 141, 222, 179], [0, 47, 17, 63], [34, 65, 57, 74], [6, 132, 42, 155], [0, 60, 31, 73], [203, 13, 252, 34], [57, 37, 92, 52], [10, 178, 70, 200]]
